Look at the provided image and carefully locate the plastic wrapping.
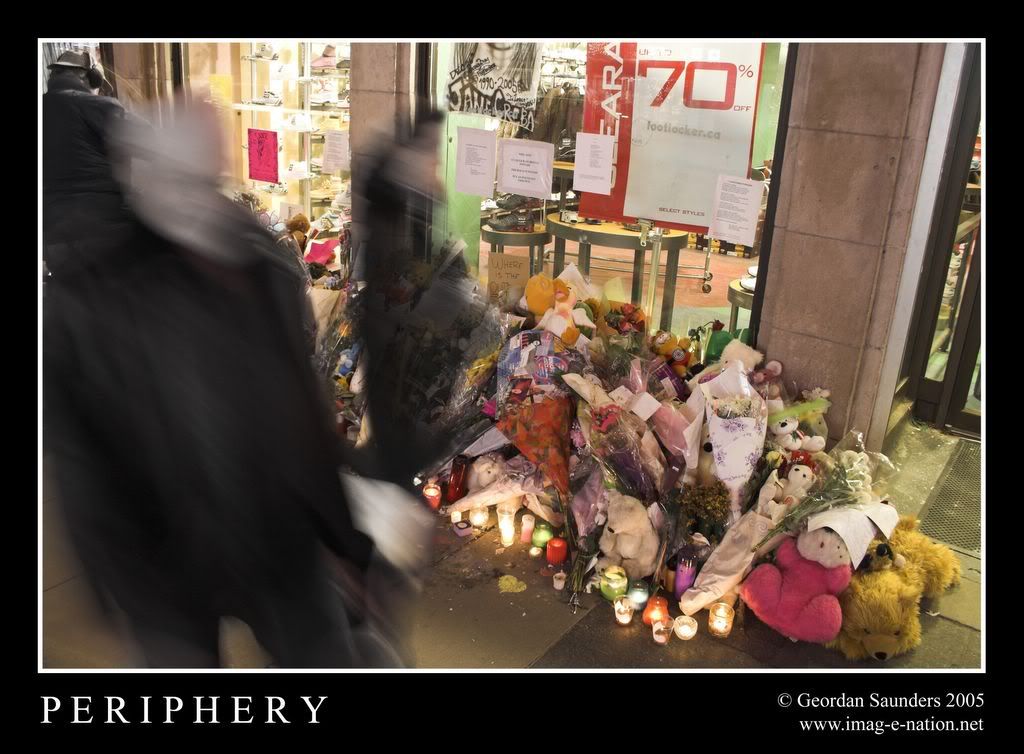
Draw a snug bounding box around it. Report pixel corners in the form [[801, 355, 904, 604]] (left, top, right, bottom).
[[497, 395, 575, 498], [580, 402, 657, 503], [753, 430, 898, 552]]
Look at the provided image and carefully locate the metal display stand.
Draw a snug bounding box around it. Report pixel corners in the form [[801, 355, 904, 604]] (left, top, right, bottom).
[[481, 223, 552, 275]]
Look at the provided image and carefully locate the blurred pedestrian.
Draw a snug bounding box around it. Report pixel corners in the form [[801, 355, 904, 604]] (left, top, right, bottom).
[[43, 102, 399, 668]]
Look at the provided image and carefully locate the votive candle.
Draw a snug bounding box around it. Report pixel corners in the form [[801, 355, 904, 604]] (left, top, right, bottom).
[[553, 572, 566, 591], [673, 615, 698, 640], [422, 482, 442, 510], [469, 506, 489, 528], [546, 537, 568, 566], [652, 620, 673, 645], [520, 514, 536, 544], [708, 602, 735, 638], [613, 597, 635, 625]]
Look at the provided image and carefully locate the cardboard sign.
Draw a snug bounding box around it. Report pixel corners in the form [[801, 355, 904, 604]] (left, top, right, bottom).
[[487, 254, 531, 306], [247, 128, 279, 183]]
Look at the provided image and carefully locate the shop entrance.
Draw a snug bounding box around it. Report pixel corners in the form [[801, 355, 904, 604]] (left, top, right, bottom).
[[893, 43, 981, 441]]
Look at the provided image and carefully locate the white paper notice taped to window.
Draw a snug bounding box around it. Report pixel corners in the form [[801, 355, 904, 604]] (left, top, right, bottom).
[[455, 127, 497, 196], [572, 132, 614, 195], [321, 130, 350, 173], [497, 139, 553, 200], [707, 175, 763, 247]]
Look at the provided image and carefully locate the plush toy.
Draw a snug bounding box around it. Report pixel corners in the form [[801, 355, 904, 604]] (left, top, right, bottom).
[[769, 416, 827, 453], [467, 453, 507, 492], [750, 359, 783, 387], [740, 528, 852, 643], [596, 490, 661, 581], [525, 274, 556, 317], [773, 461, 816, 505], [651, 331, 691, 377], [829, 516, 961, 661], [286, 212, 311, 250]]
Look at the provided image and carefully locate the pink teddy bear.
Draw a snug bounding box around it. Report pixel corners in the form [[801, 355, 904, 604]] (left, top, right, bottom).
[[739, 529, 852, 644]]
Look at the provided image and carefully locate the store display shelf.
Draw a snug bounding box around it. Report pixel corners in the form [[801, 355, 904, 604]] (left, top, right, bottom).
[[233, 103, 308, 115]]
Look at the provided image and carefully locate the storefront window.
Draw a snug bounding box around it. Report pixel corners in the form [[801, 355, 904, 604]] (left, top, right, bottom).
[[434, 41, 789, 339], [185, 41, 352, 236]]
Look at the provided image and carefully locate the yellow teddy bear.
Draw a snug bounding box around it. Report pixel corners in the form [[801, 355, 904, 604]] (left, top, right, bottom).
[[828, 516, 961, 662]]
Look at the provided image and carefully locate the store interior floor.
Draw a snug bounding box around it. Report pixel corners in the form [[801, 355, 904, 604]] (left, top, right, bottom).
[[479, 241, 753, 335], [42, 426, 982, 668]]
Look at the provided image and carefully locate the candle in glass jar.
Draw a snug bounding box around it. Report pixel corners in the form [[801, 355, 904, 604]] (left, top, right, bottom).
[[446, 456, 469, 503], [552, 572, 566, 591], [652, 620, 673, 645], [520, 514, 536, 544], [673, 615, 698, 640], [627, 580, 650, 609], [531, 522, 554, 548], [600, 566, 629, 602], [708, 602, 735, 638], [529, 546, 543, 558], [469, 506, 489, 528], [499, 522, 515, 547], [613, 597, 635, 625], [546, 537, 568, 566], [642, 595, 670, 626], [422, 482, 442, 510]]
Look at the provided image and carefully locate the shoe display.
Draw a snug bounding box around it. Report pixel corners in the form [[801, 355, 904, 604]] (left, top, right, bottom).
[[310, 78, 339, 106], [481, 198, 499, 211], [259, 182, 289, 196], [496, 194, 542, 211], [311, 44, 337, 69], [250, 43, 279, 61], [283, 161, 309, 180], [283, 112, 314, 132], [489, 209, 535, 233], [249, 90, 283, 107]]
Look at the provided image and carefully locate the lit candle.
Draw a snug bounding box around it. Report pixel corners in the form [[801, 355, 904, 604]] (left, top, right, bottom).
[[469, 506, 489, 528], [450, 509, 462, 524], [708, 602, 735, 638], [529, 546, 543, 558], [652, 619, 673, 645], [627, 580, 650, 609], [520, 514, 536, 544], [546, 537, 568, 566], [673, 615, 698, 640], [674, 558, 697, 601], [531, 522, 554, 548], [642, 595, 669, 627], [496, 503, 517, 531], [600, 566, 629, 602], [553, 572, 566, 590], [613, 597, 635, 625], [499, 522, 515, 547], [422, 482, 442, 510]]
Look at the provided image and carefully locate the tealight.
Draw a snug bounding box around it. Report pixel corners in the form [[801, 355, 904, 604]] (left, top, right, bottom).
[[673, 615, 698, 640], [469, 506, 489, 528], [708, 602, 735, 638]]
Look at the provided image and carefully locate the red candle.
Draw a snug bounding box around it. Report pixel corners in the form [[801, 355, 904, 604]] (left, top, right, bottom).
[[642, 596, 669, 626], [446, 456, 469, 503], [422, 483, 442, 510], [546, 537, 568, 566]]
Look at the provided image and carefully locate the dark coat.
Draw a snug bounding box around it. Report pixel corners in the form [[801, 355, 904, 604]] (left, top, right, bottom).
[[43, 204, 374, 638], [43, 74, 133, 265]]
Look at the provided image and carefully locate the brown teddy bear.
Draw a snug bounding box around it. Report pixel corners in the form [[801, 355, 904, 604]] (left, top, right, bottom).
[[828, 516, 961, 661]]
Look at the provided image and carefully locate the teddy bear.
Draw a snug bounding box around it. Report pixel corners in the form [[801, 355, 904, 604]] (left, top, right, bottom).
[[828, 516, 961, 661], [467, 453, 507, 492], [651, 330, 691, 377], [768, 415, 827, 453], [739, 527, 852, 643], [773, 461, 815, 506], [596, 490, 661, 581]]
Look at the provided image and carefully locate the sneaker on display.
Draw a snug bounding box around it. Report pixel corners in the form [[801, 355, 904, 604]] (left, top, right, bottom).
[[481, 198, 499, 211], [250, 89, 283, 106]]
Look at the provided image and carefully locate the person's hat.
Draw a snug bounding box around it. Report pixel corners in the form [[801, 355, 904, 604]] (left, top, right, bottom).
[[48, 50, 93, 70]]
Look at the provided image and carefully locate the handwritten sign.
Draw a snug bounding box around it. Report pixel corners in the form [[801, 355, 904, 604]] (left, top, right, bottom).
[[487, 254, 530, 306], [321, 130, 350, 173], [248, 128, 279, 183], [497, 139, 553, 200]]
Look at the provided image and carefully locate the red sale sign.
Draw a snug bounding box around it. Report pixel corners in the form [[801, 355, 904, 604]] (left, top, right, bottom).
[[580, 42, 764, 233]]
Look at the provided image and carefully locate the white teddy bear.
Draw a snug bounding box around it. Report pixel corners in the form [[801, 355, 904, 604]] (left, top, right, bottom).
[[774, 463, 815, 506], [596, 490, 661, 581], [797, 527, 852, 569], [466, 453, 507, 492], [768, 417, 827, 453]]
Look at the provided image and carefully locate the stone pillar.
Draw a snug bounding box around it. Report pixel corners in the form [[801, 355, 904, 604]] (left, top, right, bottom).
[[106, 43, 178, 122], [348, 43, 415, 257], [758, 43, 946, 447]]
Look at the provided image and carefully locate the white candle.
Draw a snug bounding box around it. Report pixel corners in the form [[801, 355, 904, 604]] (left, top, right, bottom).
[[450, 510, 462, 524], [708, 602, 735, 638], [469, 507, 489, 528], [499, 522, 515, 547], [673, 615, 698, 640], [613, 597, 635, 626], [553, 572, 566, 591], [529, 546, 543, 558], [652, 620, 673, 645]]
